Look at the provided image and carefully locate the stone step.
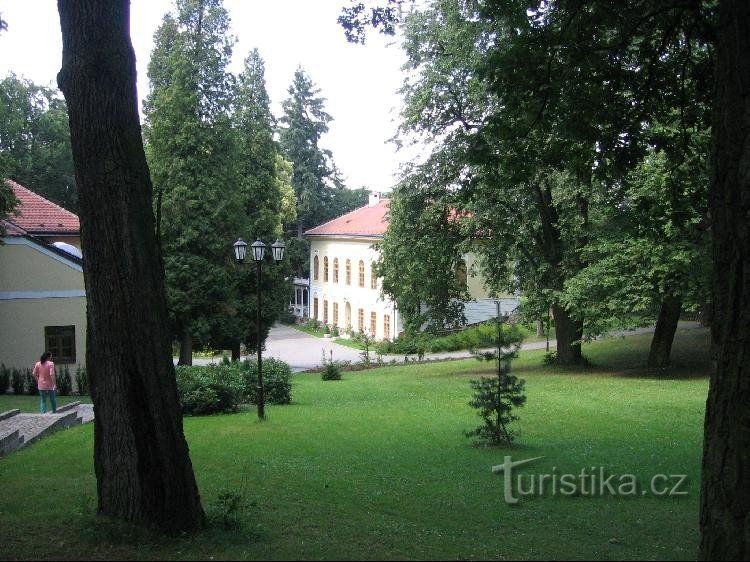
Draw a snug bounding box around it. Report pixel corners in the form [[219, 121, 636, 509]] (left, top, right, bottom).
[[55, 401, 81, 414], [0, 409, 20, 422], [0, 428, 24, 456]]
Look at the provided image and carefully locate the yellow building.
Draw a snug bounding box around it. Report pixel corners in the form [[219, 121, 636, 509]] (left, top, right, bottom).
[[0, 180, 86, 375], [304, 193, 519, 341]]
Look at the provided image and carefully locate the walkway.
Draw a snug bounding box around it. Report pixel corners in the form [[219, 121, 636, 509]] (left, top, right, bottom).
[[187, 321, 705, 372], [0, 402, 94, 457]]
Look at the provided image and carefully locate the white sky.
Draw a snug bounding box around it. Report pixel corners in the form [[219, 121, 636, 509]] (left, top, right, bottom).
[[0, 0, 409, 191]]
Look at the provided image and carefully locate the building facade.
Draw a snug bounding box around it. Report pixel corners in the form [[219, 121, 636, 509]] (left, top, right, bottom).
[[0, 180, 86, 372], [305, 193, 401, 341], [304, 193, 519, 341]]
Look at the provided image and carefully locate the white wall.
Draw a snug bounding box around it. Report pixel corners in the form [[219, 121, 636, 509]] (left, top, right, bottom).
[[0, 237, 87, 373], [308, 236, 402, 341]]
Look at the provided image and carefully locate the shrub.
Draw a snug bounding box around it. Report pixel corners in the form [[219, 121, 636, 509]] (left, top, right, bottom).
[[10, 368, 25, 395], [23, 369, 37, 395], [322, 324, 331, 335], [321, 361, 342, 381], [0, 363, 9, 395], [57, 365, 73, 396], [174, 364, 246, 416], [241, 358, 293, 405], [75, 365, 88, 395], [305, 318, 320, 330], [358, 330, 374, 365], [465, 323, 526, 446], [331, 325, 340, 337]]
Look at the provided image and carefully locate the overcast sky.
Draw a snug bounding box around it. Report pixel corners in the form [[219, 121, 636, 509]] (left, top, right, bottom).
[[0, 0, 408, 191]]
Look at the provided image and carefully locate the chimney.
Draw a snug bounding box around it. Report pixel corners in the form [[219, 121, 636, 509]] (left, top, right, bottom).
[[368, 191, 380, 207]]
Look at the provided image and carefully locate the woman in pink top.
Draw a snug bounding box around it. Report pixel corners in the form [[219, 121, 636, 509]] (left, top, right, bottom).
[[33, 352, 57, 414]]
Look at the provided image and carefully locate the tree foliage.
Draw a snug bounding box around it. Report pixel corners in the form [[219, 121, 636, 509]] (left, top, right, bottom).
[[465, 322, 526, 446], [374, 0, 712, 364], [0, 74, 77, 210], [144, 0, 244, 362]]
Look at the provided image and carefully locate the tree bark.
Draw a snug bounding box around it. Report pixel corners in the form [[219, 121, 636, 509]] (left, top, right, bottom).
[[178, 325, 193, 366], [647, 295, 681, 370], [551, 303, 583, 364], [699, 0, 750, 558], [56, 0, 204, 533], [231, 341, 241, 361]]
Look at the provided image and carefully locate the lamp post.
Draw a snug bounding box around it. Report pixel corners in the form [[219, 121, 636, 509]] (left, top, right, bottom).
[[233, 237, 286, 420]]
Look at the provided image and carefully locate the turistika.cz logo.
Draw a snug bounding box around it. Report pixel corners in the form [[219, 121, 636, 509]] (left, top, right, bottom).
[[492, 456, 689, 504]]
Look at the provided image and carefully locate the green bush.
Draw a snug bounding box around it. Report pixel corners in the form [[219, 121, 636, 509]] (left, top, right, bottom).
[[57, 365, 73, 396], [175, 358, 293, 415], [75, 365, 88, 395], [321, 361, 342, 381], [23, 369, 37, 395], [0, 363, 9, 394], [241, 358, 293, 405], [175, 364, 246, 416], [375, 322, 508, 355], [331, 325, 340, 337], [10, 368, 25, 395]]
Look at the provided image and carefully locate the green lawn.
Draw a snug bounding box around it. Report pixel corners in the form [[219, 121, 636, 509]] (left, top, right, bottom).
[[0, 394, 86, 413], [0, 329, 710, 560]]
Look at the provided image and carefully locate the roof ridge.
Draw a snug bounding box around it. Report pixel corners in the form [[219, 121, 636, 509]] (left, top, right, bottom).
[[304, 201, 374, 234], [304, 199, 390, 237]]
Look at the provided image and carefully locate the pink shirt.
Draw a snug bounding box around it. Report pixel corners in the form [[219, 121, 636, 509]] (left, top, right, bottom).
[[33, 361, 56, 391]]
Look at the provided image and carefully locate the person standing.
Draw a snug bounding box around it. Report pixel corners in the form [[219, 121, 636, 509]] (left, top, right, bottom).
[[33, 352, 57, 414]]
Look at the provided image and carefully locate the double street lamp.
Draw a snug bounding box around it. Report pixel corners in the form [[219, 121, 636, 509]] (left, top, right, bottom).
[[233, 237, 285, 420]]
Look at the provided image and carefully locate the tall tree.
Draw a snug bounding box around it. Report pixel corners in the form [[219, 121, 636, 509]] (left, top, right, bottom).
[[0, 74, 77, 210], [700, 0, 750, 558], [279, 68, 334, 237], [563, 120, 712, 369], [223, 48, 296, 358], [143, 0, 243, 365], [278, 68, 337, 277], [369, 0, 712, 364], [56, 0, 204, 532]]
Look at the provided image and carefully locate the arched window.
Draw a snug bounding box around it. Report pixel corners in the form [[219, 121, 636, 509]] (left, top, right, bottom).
[[323, 256, 329, 282], [383, 314, 391, 340], [357, 308, 364, 332], [313, 255, 319, 281], [370, 311, 377, 337], [346, 259, 352, 285], [345, 302, 352, 330], [323, 300, 328, 324], [333, 302, 339, 326], [370, 265, 378, 289], [333, 258, 339, 283], [359, 260, 365, 287]]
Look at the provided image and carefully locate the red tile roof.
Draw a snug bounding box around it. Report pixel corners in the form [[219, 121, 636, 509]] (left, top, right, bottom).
[[4, 179, 80, 234], [305, 199, 390, 237]]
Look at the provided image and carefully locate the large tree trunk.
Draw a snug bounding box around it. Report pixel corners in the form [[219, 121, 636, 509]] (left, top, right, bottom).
[[699, 0, 750, 558], [551, 303, 583, 364], [178, 325, 193, 366], [57, 0, 204, 533], [647, 295, 681, 369]]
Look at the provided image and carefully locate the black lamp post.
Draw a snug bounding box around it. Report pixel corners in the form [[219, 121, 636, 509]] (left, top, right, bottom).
[[233, 237, 285, 420]]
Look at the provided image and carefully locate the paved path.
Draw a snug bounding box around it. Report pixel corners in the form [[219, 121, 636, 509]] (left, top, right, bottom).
[[0, 402, 94, 457], [186, 321, 705, 372]]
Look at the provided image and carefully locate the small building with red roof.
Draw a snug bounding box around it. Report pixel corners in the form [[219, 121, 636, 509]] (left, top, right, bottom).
[[305, 192, 399, 340], [1, 180, 86, 380], [303, 192, 519, 340]]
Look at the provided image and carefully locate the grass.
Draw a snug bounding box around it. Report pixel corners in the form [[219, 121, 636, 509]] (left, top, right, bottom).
[[294, 323, 365, 350], [0, 328, 710, 560], [0, 394, 86, 413]]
